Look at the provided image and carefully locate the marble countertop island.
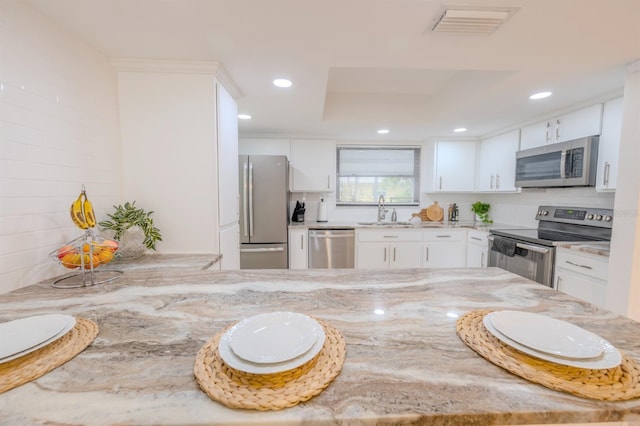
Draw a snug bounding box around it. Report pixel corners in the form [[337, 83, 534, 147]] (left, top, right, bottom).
[[1, 257, 639, 425]]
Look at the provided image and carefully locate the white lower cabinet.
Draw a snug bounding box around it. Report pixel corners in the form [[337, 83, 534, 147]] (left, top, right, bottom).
[[288, 229, 308, 269], [423, 229, 467, 268], [356, 229, 423, 269], [554, 248, 609, 308], [466, 230, 489, 267]]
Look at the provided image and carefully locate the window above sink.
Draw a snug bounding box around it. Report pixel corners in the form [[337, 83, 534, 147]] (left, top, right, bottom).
[[336, 146, 421, 206]]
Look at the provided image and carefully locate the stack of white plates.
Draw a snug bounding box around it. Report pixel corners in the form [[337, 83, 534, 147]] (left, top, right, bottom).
[[0, 314, 76, 364], [483, 311, 621, 369], [218, 311, 325, 374]]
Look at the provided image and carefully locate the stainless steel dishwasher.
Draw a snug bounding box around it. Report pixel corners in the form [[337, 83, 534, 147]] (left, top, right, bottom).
[[308, 229, 355, 268]]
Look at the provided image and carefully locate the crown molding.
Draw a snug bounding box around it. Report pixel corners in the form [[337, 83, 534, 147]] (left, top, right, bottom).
[[111, 58, 243, 99]]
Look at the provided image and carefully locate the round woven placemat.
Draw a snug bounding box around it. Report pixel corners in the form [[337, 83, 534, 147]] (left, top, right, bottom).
[[0, 318, 99, 394], [456, 310, 640, 401], [194, 317, 346, 410]]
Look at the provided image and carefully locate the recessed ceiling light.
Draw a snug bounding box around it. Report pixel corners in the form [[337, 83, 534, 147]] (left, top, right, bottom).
[[377, 129, 389, 134], [529, 91, 552, 100], [453, 127, 467, 133], [237, 114, 252, 120], [273, 78, 292, 88]]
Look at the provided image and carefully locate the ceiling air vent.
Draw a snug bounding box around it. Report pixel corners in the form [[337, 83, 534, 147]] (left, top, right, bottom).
[[431, 7, 515, 35]]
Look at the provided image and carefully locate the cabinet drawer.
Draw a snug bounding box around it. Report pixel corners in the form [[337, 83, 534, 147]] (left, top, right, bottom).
[[423, 229, 466, 242], [358, 229, 422, 242], [555, 249, 608, 281], [467, 230, 489, 244]]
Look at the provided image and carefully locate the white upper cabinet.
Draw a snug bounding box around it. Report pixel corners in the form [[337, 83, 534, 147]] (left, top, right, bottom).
[[520, 104, 603, 150], [596, 97, 623, 191], [476, 129, 520, 192], [433, 141, 476, 192], [290, 139, 335, 192]]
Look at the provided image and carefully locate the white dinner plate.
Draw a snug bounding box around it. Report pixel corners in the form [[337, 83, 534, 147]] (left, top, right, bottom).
[[219, 320, 326, 374], [227, 312, 322, 364], [483, 313, 622, 369], [489, 310, 603, 359], [0, 314, 76, 363]]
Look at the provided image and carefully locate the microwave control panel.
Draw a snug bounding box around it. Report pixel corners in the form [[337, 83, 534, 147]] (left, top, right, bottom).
[[568, 147, 584, 177]]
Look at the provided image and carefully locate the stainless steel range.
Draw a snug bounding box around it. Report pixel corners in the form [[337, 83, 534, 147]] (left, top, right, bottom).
[[488, 206, 613, 287]]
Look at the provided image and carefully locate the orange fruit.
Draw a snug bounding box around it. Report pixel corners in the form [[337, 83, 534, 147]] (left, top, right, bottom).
[[82, 243, 91, 253], [60, 253, 79, 269], [97, 249, 114, 265]]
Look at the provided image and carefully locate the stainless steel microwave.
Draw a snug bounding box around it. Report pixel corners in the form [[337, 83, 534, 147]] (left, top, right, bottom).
[[515, 136, 599, 188]]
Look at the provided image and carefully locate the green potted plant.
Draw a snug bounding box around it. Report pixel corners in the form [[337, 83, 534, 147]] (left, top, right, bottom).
[[99, 201, 162, 259], [471, 201, 493, 224]]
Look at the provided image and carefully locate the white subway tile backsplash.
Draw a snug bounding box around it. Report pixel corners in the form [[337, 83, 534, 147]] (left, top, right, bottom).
[[0, 2, 123, 294]]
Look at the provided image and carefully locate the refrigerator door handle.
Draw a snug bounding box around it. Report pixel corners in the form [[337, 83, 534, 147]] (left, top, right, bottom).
[[240, 247, 285, 253], [248, 162, 254, 237], [243, 162, 249, 237]]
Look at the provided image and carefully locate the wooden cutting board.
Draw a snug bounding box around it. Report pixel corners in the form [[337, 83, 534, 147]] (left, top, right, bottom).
[[425, 201, 444, 221]]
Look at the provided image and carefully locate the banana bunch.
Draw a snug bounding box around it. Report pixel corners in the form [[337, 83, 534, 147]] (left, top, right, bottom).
[[70, 185, 97, 229]]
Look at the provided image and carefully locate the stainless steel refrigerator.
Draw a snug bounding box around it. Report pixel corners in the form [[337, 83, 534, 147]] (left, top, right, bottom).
[[239, 155, 289, 269]]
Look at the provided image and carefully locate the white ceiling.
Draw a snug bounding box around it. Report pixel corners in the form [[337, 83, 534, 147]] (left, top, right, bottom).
[[24, 0, 640, 141]]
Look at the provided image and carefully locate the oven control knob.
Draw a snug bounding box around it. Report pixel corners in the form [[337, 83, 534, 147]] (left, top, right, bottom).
[[587, 214, 594, 220], [603, 215, 612, 222], [595, 214, 603, 221]]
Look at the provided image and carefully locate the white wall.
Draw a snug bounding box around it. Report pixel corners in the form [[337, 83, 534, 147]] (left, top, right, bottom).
[[607, 61, 640, 320], [0, 2, 122, 294], [116, 71, 219, 254]]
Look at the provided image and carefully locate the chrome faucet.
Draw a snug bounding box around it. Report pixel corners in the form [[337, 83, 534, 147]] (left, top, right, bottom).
[[377, 195, 388, 222]]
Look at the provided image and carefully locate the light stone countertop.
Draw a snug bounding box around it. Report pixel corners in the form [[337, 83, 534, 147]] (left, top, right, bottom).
[[289, 220, 516, 231], [0, 257, 638, 425], [555, 241, 611, 258]]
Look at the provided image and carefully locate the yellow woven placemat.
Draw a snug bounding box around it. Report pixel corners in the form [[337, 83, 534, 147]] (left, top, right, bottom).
[[194, 318, 346, 410], [456, 310, 640, 401], [0, 318, 99, 394]]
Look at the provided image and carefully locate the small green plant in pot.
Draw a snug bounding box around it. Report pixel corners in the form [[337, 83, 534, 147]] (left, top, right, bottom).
[[471, 201, 493, 224], [99, 201, 162, 259]]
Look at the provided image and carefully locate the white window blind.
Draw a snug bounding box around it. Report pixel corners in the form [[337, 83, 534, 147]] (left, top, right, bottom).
[[336, 146, 420, 205]]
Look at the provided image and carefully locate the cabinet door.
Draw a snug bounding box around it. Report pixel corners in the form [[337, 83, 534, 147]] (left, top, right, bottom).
[[555, 269, 606, 308], [555, 104, 603, 143], [389, 242, 423, 268], [217, 83, 239, 227], [467, 230, 489, 267], [290, 139, 335, 192], [424, 241, 466, 268], [520, 121, 551, 150], [219, 224, 240, 270], [520, 104, 603, 149], [356, 242, 388, 269], [596, 97, 623, 191], [288, 229, 308, 270], [466, 244, 487, 267], [477, 130, 520, 192], [434, 141, 476, 192]]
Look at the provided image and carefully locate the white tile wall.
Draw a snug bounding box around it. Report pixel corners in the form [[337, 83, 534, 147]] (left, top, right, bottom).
[[0, 2, 123, 294]]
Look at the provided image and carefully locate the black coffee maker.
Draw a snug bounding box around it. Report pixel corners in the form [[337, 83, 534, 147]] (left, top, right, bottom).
[[291, 200, 306, 222]]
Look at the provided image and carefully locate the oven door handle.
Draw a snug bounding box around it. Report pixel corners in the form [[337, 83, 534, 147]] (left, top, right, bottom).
[[515, 242, 550, 254], [488, 236, 550, 254]]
